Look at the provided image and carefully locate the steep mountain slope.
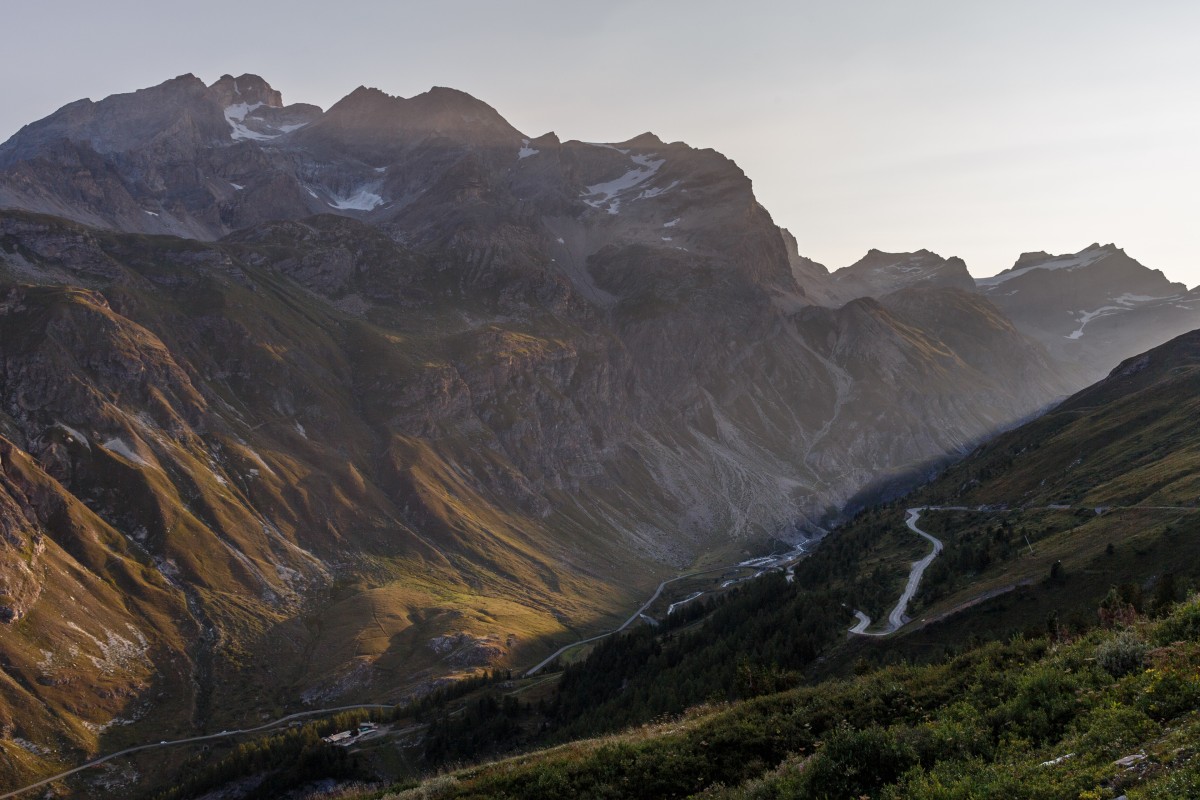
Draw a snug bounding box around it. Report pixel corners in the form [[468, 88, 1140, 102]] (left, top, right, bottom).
[[976, 243, 1200, 381], [777, 228, 840, 307], [464, 328, 1200, 784], [0, 73, 1091, 789], [923, 327, 1200, 508]]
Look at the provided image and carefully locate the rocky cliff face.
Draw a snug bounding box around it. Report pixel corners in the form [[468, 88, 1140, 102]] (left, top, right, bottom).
[[0, 74, 1094, 785]]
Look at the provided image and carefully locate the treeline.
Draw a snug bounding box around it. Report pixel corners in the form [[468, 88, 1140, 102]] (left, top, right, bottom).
[[148, 713, 378, 800], [423, 693, 530, 766]]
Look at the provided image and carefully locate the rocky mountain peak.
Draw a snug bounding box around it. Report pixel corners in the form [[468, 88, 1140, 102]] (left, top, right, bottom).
[[979, 243, 1148, 289], [974, 242, 1198, 382], [403, 86, 521, 140], [208, 73, 284, 109], [831, 248, 975, 300], [0, 73, 228, 167], [311, 84, 520, 155], [622, 132, 665, 148], [1012, 250, 1052, 268], [334, 85, 399, 112]]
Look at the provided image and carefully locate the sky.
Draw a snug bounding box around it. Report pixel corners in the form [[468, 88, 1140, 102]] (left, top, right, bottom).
[[2, 0, 1198, 285]]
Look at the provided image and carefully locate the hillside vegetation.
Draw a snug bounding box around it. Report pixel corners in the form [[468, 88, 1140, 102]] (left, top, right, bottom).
[[331, 594, 1200, 799]]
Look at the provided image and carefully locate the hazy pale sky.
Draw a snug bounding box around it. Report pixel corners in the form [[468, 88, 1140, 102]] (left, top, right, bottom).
[[3, 0, 1197, 285]]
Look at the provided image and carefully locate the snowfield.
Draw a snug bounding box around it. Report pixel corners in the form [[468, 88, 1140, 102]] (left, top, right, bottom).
[[328, 185, 384, 211], [976, 244, 1112, 287], [582, 152, 668, 215]]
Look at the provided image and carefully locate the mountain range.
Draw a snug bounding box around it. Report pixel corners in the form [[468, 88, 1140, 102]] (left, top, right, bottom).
[[0, 73, 1197, 793]]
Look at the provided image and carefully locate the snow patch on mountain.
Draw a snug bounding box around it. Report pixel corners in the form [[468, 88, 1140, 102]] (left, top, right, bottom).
[[329, 185, 384, 211], [224, 102, 274, 142], [55, 422, 90, 448], [1066, 307, 1124, 340], [582, 153, 666, 215], [977, 244, 1111, 287], [638, 180, 680, 200], [585, 142, 632, 154], [102, 437, 150, 467], [1065, 292, 1179, 339], [517, 138, 539, 159], [329, 192, 383, 211]]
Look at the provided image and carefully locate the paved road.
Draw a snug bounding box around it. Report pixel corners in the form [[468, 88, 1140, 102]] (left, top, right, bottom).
[[846, 502, 1198, 637], [849, 507, 944, 636], [889, 508, 944, 628], [525, 561, 753, 676], [525, 544, 812, 676], [0, 704, 397, 800]]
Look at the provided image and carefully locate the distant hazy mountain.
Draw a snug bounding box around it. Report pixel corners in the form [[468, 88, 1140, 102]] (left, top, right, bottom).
[[807, 240, 1200, 382], [830, 248, 976, 301], [976, 243, 1200, 381]]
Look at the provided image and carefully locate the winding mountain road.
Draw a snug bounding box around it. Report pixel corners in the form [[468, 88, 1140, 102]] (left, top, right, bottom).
[[849, 507, 944, 636], [845, 503, 1199, 637], [524, 547, 807, 677]]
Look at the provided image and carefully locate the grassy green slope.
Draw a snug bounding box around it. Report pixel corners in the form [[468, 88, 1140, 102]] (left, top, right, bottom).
[[338, 596, 1200, 800]]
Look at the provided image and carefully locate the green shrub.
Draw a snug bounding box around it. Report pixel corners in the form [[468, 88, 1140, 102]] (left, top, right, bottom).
[[1068, 703, 1158, 758], [1153, 595, 1200, 645], [992, 665, 1083, 746], [1096, 631, 1147, 678], [801, 725, 918, 798], [1135, 645, 1200, 720]]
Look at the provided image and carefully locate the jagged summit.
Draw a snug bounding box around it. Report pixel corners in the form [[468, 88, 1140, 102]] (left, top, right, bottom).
[[830, 248, 975, 300], [208, 73, 284, 109], [981, 243, 1124, 285], [317, 83, 520, 141], [621, 132, 666, 148], [1012, 250, 1053, 268]]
